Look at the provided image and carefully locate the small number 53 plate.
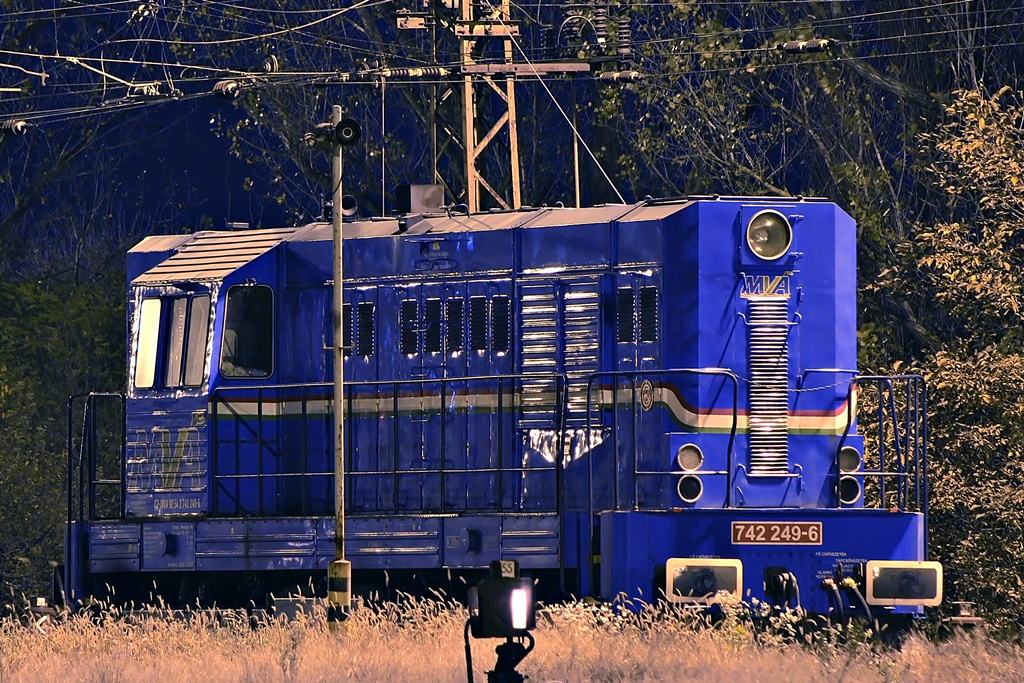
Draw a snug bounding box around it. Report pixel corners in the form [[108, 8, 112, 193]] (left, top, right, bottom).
[[731, 521, 822, 545]]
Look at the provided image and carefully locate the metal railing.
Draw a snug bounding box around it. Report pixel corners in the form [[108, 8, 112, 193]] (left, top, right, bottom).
[[585, 368, 740, 516], [65, 391, 126, 605], [66, 392, 126, 525], [839, 375, 928, 522], [210, 382, 331, 516], [210, 373, 567, 518]]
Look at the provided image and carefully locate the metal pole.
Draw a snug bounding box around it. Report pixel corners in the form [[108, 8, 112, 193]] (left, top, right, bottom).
[[503, 0, 521, 210], [461, 0, 477, 212], [572, 83, 581, 208], [332, 103, 346, 560], [330, 104, 352, 631]]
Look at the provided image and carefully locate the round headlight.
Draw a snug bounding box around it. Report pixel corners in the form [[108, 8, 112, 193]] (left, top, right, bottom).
[[677, 475, 703, 504], [746, 210, 793, 261], [839, 475, 862, 505], [676, 444, 704, 471], [839, 446, 862, 473]]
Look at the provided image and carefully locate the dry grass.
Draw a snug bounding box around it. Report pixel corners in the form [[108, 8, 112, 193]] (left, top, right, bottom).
[[0, 598, 1021, 683]]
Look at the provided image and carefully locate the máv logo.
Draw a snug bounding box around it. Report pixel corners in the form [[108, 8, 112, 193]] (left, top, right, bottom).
[[740, 273, 792, 298]]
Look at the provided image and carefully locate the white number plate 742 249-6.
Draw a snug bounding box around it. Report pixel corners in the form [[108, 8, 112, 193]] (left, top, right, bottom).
[[731, 521, 822, 545]]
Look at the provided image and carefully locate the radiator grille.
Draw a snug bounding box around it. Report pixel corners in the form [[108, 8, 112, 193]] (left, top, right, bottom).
[[747, 297, 790, 475]]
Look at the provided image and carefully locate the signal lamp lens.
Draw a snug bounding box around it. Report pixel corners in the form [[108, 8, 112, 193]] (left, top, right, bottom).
[[335, 118, 362, 145], [676, 443, 704, 471], [746, 210, 793, 261], [676, 475, 703, 503], [839, 475, 862, 505], [839, 446, 862, 473], [510, 588, 529, 630], [471, 576, 535, 638]]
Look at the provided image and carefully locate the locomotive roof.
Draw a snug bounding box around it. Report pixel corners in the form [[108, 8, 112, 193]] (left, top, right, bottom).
[[132, 228, 296, 284], [130, 197, 830, 285], [130, 203, 644, 285]]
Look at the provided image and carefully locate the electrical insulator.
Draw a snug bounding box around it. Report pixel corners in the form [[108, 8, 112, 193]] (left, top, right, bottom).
[[213, 80, 240, 98], [616, 16, 632, 56], [540, 25, 555, 61], [562, 22, 581, 52], [380, 66, 449, 79], [598, 70, 644, 83], [594, 8, 608, 47], [778, 39, 832, 53], [129, 83, 161, 98], [1, 119, 28, 136]]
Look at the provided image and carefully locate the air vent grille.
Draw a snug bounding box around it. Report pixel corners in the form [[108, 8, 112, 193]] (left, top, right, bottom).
[[747, 298, 789, 475]]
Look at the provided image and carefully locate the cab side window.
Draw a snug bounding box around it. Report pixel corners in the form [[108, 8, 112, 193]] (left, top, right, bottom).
[[183, 296, 211, 386], [220, 285, 274, 378], [135, 298, 162, 390], [133, 294, 211, 391]]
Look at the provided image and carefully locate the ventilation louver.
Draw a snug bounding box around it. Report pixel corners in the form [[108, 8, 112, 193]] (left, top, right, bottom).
[[747, 298, 789, 475]]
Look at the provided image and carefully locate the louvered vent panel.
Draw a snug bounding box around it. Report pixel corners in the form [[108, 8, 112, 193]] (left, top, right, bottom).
[[469, 297, 488, 351], [400, 299, 419, 355], [519, 285, 560, 422], [563, 285, 600, 417], [616, 288, 634, 343], [356, 302, 375, 356], [445, 299, 464, 352], [520, 287, 558, 373], [424, 299, 442, 353], [492, 296, 511, 353], [638, 286, 658, 342], [747, 298, 790, 475], [342, 303, 352, 357]]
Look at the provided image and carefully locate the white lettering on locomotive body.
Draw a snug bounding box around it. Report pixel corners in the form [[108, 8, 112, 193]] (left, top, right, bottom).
[[153, 497, 202, 514]]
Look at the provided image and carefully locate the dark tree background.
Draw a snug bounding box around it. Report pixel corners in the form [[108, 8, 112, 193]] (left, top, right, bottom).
[[2, 0, 1023, 628]]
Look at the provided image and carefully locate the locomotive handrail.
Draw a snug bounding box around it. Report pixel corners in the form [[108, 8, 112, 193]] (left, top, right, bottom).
[[837, 375, 928, 542], [582, 368, 738, 598], [66, 392, 127, 522], [210, 373, 568, 518], [65, 391, 126, 606], [839, 374, 925, 506], [583, 369, 740, 522]]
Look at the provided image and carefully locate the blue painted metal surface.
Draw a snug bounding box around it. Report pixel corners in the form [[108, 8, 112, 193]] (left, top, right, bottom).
[[599, 508, 925, 613], [63, 197, 934, 617]]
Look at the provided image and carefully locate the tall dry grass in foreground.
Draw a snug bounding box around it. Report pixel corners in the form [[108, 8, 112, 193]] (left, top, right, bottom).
[[0, 598, 1021, 683]]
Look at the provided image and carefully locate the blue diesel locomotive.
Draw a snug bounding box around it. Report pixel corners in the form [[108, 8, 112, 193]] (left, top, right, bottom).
[[64, 196, 941, 622]]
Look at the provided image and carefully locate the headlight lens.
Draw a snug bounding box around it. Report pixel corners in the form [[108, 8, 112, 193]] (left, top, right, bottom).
[[865, 560, 943, 606], [746, 210, 793, 260], [676, 475, 703, 503], [676, 443, 704, 471], [839, 446, 862, 473], [839, 475, 862, 505], [665, 558, 743, 604]]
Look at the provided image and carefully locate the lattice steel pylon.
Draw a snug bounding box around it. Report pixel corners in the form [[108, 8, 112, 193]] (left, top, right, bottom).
[[457, 0, 521, 212], [399, 1, 592, 211]]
